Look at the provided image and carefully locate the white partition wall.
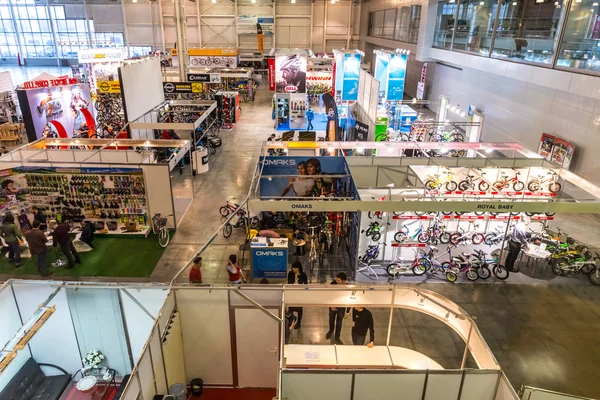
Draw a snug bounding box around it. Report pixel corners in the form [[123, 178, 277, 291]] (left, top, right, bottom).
[[353, 373, 426, 400], [142, 164, 176, 229], [119, 57, 165, 123], [176, 289, 233, 385], [0, 283, 29, 392], [282, 372, 354, 400]]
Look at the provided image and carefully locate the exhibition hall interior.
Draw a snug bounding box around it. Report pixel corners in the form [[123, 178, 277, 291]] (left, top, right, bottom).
[[1, 0, 600, 400]]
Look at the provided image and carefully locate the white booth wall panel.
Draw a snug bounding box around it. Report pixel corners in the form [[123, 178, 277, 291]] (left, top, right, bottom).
[[47, 151, 75, 162], [495, 373, 520, 400], [423, 372, 463, 400], [158, 291, 175, 334], [120, 57, 164, 123], [326, 4, 351, 34], [122, 374, 141, 400], [0, 351, 30, 392], [141, 165, 176, 229], [176, 289, 233, 385], [460, 371, 499, 400], [66, 288, 132, 376], [74, 150, 102, 163], [230, 288, 283, 307], [275, 19, 310, 48], [282, 372, 352, 400], [284, 287, 393, 307], [138, 351, 156, 400], [120, 290, 156, 363], [124, 288, 168, 317], [235, 308, 279, 388], [99, 151, 129, 164], [0, 285, 21, 348], [353, 373, 426, 400], [11, 284, 82, 376], [150, 326, 168, 394], [125, 4, 153, 24], [128, 26, 156, 46]]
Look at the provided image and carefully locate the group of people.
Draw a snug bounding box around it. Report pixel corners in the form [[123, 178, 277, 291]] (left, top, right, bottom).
[[0, 206, 96, 277], [188, 253, 246, 285], [286, 265, 374, 347]]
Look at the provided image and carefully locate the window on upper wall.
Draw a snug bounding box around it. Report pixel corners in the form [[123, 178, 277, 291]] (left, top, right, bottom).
[[556, 0, 600, 72], [452, 0, 497, 56], [0, 6, 18, 58], [433, 1, 459, 49], [14, 5, 55, 58], [368, 5, 422, 44], [492, 0, 564, 65], [370, 10, 385, 37], [383, 9, 396, 39], [129, 46, 152, 57]]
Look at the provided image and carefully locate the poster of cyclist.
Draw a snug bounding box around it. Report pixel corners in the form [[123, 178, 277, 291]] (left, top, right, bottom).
[[538, 133, 555, 161], [258, 156, 353, 199], [551, 138, 576, 170], [275, 53, 307, 93], [387, 53, 408, 101]]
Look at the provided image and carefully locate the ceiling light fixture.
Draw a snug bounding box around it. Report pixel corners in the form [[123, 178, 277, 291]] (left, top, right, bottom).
[[594, 2, 598, 5], [512, 1, 517, 5]]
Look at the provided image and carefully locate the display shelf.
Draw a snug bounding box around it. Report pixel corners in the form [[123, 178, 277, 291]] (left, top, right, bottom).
[[391, 242, 426, 247]]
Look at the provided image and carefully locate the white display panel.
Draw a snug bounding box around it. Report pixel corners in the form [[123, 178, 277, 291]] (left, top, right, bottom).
[[461, 371, 500, 400], [142, 164, 176, 229], [495, 373, 520, 400], [0, 351, 30, 392], [423, 372, 463, 400], [284, 287, 393, 307], [120, 289, 156, 364], [137, 351, 156, 400], [12, 284, 82, 376], [0, 285, 21, 350], [175, 289, 233, 385], [229, 287, 283, 307], [158, 291, 175, 335], [120, 57, 165, 122], [235, 308, 279, 388], [353, 373, 426, 400], [150, 325, 168, 394], [282, 372, 353, 400], [122, 373, 141, 400]]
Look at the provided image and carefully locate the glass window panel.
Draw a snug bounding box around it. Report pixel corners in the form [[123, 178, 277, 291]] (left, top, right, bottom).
[[383, 9, 396, 39], [27, 6, 38, 18], [409, 5, 422, 44], [5, 20, 15, 32], [56, 19, 67, 32], [434, 1, 459, 49], [42, 32, 53, 45], [0, 35, 6, 45], [36, 6, 47, 19], [395, 6, 411, 42], [0, 7, 10, 18], [38, 19, 50, 32], [20, 20, 31, 32], [372, 10, 384, 37], [492, 0, 563, 64], [556, 0, 600, 71], [53, 6, 65, 19], [17, 7, 27, 19], [67, 20, 76, 31], [25, 46, 36, 57], [75, 19, 85, 31], [8, 45, 16, 56], [452, 0, 496, 55], [29, 20, 39, 32]]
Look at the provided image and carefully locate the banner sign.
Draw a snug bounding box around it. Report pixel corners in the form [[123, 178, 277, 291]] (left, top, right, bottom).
[[306, 72, 333, 95], [258, 156, 351, 198], [374, 54, 389, 102], [163, 82, 204, 94], [416, 62, 427, 100], [237, 16, 274, 35], [186, 73, 221, 83], [275, 54, 307, 93], [78, 48, 126, 64], [322, 93, 339, 141], [387, 53, 408, 101], [251, 248, 287, 278], [355, 121, 369, 141], [23, 77, 78, 90], [341, 53, 360, 101], [189, 56, 237, 68], [268, 58, 275, 91], [97, 80, 121, 93], [538, 133, 575, 170]]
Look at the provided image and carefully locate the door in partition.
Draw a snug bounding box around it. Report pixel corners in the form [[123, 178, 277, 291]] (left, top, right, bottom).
[[234, 308, 279, 388]]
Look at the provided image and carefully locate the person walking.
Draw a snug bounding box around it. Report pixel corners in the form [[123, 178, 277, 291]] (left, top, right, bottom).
[[351, 307, 375, 347], [306, 106, 314, 131], [25, 220, 51, 277], [287, 261, 308, 329], [504, 216, 531, 272], [1, 213, 23, 267], [189, 256, 203, 283], [226, 254, 246, 284], [49, 220, 81, 269], [326, 272, 349, 344]]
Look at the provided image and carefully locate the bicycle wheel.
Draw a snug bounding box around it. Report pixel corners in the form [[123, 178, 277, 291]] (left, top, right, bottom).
[[417, 232, 430, 243], [484, 233, 497, 246], [445, 180, 458, 191], [249, 216, 259, 229], [588, 268, 600, 285], [477, 264, 491, 279], [419, 258, 431, 271], [446, 270, 458, 283], [466, 268, 478, 281], [371, 232, 381, 241], [492, 181, 505, 191], [552, 261, 571, 276], [478, 181, 490, 191], [386, 263, 399, 277], [368, 211, 376, 219], [394, 231, 408, 242], [458, 180, 470, 191], [527, 181, 540, 192], [223, 223, 233, 238], [425, 180, 437, 190], [319, 243, 325, 266], [219, 206, 230, 217], [472, 233, 485, 245], [491, 263, 509, 280], [513, 180, 525, 191], [439, 232, 452, 244], [549, 182, 562, 193], [412, 263, 427, 276], [450, 233, 461, 245], [158, 227, 170, 248]]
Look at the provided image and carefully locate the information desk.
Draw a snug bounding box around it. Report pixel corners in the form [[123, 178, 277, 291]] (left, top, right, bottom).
[[284, 345, 443, 370]]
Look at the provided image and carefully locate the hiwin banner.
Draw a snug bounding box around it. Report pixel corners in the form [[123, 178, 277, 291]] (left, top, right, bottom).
[[387, 53, 407, 101], [275, 54, 307, 93], [342, 53, 360, 101], [374, 55, 389, 102], [258, 156, 349, 198], [268, 58, 275, 91]]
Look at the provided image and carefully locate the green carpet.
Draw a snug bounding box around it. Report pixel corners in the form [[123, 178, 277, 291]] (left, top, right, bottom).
[[0, 234, 167, 278]]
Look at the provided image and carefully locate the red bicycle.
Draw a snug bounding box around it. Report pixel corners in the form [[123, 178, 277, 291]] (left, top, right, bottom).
[[219, 197, 241, 217], [493, 170, 525, 191]]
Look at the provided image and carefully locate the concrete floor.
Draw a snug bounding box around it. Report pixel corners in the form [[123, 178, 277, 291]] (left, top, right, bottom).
[[2, 67, 600, 398]]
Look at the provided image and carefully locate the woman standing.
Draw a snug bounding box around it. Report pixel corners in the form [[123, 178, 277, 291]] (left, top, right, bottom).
[[1, 213, 23, 267], [287, 261, 308, 329], [226, 254, 246, 284]]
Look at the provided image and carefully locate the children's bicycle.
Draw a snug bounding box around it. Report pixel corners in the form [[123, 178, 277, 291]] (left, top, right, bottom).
[[219, 197, 240, 217], [152, 213, 171, 248], [359, 242, 386, 263]]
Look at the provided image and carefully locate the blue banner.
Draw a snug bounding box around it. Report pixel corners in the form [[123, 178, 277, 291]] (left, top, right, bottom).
[[387, 53, 407, 101], [252, 247, 288, 278], [374, 55, 389, 102], [341, 53, 361, 101]]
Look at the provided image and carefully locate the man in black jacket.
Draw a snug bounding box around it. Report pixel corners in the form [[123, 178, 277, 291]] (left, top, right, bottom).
[[352, 307, 374, 347], [326, 272, 349, 344], [49, 220, 81, 269]]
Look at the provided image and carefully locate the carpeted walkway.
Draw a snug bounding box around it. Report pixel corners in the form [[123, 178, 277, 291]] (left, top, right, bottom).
[[0, 234, 166, 278]]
